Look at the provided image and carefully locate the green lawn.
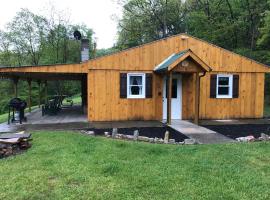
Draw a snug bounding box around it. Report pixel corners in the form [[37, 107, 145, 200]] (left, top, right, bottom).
[[71, 95, 82, 104], [0, 131, 269, 200], [0, 112, 8, 124], [62, 94, 82, 106]]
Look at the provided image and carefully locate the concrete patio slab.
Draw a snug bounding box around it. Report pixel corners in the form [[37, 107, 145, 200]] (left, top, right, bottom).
[[0, 123, 17, 133], [0, 105, 164, 132], [26, 105, 87, 124]]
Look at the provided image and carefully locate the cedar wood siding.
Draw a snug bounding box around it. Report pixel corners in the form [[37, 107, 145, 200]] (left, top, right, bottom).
[[87, 34, 268, 121], [0, 34, 266, 121]]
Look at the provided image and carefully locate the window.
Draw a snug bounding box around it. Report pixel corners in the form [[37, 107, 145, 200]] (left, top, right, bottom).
[[216, 74, 233, 98], [127, 73, 145, 98]]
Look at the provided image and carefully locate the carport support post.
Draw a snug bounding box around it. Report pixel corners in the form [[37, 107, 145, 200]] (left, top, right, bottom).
[[38, 80, 41, 108], [27, 78, 32, 112], [13, 77, 18, 98], [167, 72, 172, 125], [44, 81, 48, 104], [194, 73, 200, 125]]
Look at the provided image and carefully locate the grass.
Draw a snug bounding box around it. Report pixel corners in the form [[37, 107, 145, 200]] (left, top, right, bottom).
[[0, 131, 269, 200], [0, 112, 8, 124], [62, 94, 82, 105], [71, 95, 82, 104]]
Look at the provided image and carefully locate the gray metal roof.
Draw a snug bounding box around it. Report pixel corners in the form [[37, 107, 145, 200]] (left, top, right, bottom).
[[154, 49, 189, 72]]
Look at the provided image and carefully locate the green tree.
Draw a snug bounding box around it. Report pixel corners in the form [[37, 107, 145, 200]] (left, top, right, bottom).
[[6, 9, 47, 65], [117, 0, 186, 49]]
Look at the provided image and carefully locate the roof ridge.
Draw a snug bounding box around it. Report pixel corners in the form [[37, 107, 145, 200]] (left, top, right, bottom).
[[87, 33, 269, 69]]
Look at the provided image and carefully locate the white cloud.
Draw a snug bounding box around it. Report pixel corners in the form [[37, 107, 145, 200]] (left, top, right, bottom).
[[0, 0, 122, 48]]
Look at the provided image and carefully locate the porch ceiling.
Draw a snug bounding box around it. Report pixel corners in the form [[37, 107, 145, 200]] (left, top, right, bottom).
[[153, 49, 212, 73]]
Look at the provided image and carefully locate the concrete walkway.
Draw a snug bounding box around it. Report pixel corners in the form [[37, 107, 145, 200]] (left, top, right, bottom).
[[169, 120, 234, 144], [0, 122, 17, 133]]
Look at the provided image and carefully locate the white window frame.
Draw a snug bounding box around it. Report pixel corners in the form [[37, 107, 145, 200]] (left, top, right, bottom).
[[127, 73, 146, 99], [216, 74, 233, 98]]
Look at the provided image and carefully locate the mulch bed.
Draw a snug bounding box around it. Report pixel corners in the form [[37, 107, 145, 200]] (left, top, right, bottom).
[[87, 126, 189, 142], [203, 124, 270, 139]]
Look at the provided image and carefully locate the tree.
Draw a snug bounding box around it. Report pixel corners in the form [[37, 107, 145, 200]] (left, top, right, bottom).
[[0, 31, 12, 66], [7, 9, 47, 65], [257, 2, 270, 49], [117, 0, 186, 49]]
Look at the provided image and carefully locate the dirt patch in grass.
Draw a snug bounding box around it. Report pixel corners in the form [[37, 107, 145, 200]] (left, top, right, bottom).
[[87, 126, 189, 142], [203, 124, 270, 139]]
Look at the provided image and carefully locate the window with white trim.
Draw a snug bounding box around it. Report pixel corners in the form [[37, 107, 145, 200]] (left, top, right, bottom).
[[216, 74, 233, 98], [127, 73, 145, 98]]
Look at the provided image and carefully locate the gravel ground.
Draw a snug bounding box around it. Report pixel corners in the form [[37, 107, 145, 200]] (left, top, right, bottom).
[[203, 124, 270, 139]]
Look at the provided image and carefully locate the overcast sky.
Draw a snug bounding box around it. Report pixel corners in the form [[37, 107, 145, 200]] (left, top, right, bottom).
[[0, 0, 122, 49]]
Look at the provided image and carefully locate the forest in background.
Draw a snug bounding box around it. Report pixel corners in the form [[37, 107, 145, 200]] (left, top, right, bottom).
[[1, 0, 270, 115]]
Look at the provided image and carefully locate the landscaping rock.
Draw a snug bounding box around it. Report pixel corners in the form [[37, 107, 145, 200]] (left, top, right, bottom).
[[236, 135, 255, 142], [169, 139, 175, 144], [177, 142, 184, 145], [184, 138, 197, 145], [164, 131, 169, 144], [138, 136, 150, 142], [125, 135, 134, 140], [133, 130, 139, 141], [87, 131, 95, 136], [154, 138, 164, 144], [260, 133, 270, 141], [112, 128, 118, 138], [149, 138, 154, 143], [158, 139, 164, 144], [104, 132, 110, 136]]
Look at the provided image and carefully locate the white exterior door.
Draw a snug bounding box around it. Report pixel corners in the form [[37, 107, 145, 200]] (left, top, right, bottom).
[[163, 75, 182, 120]]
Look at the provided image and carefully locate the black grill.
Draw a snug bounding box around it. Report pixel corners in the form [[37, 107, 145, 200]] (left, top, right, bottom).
[[8, 98, 27, 124]]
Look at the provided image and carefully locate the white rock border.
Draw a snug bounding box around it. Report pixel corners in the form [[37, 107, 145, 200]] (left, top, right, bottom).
[[81, 129, 197, 145], [236, 133, 270, 142]]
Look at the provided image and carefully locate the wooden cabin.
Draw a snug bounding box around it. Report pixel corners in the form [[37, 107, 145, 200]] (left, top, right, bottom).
[[0, 33, 269, 124]]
